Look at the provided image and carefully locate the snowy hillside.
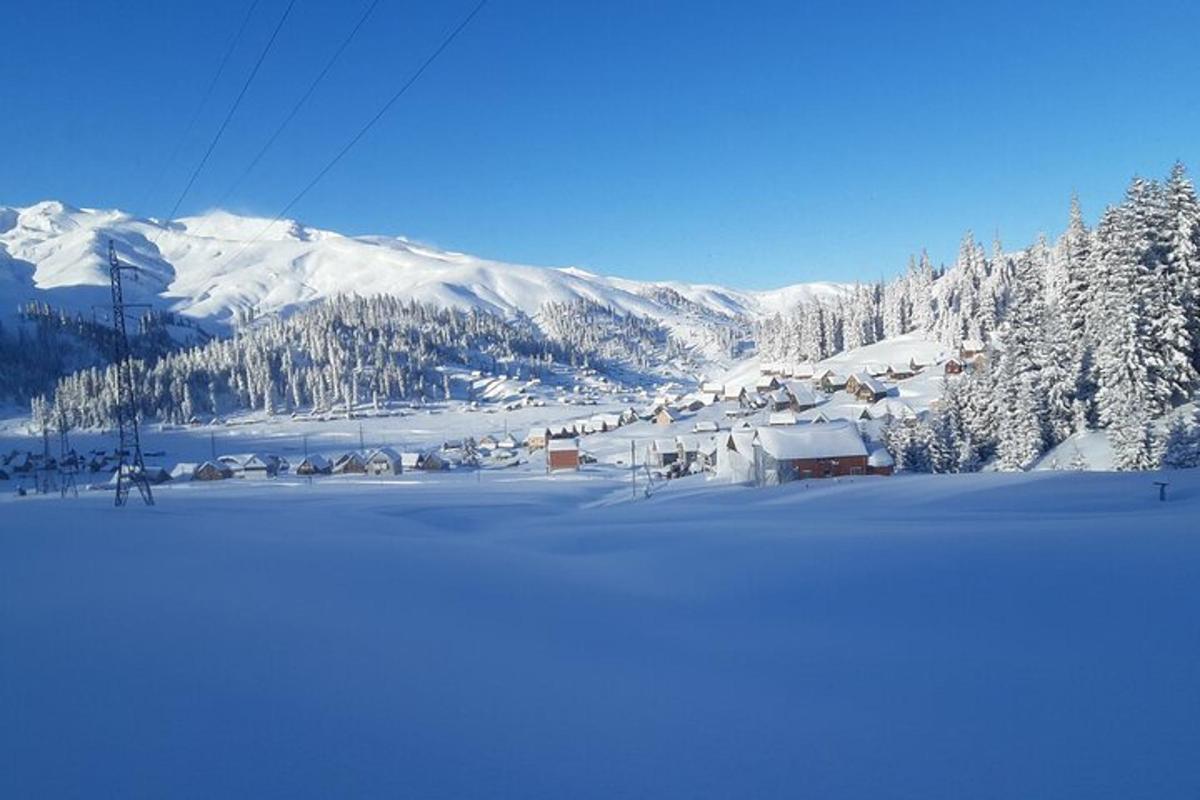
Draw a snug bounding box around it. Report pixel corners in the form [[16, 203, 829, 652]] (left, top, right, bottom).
[[0, 201, 847, 342]]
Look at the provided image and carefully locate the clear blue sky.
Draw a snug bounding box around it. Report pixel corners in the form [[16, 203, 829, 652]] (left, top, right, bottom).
[[2, 0, 1199, 288]]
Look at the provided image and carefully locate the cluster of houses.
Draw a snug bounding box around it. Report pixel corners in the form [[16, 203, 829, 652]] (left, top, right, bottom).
[[163, 435, 526, 484]]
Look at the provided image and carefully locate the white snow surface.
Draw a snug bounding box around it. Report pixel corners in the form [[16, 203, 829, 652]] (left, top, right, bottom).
[[0, 201, 848, 339], [2, 466, 1198, 798]]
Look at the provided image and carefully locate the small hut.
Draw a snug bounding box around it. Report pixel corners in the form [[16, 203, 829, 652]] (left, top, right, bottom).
[[365, 447, 402, 476], [295, 454, 332, 475], [547, 438, 580, 471], [332, 452, 367, 475]]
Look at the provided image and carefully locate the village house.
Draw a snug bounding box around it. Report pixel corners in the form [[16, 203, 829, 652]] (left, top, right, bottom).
[[846, 373, 889, 403], [654, 407, 676, 426], [478, 434, 499, 450], [755, 376, 782, 394], [366, 447, 402, 476], [782, 383, 819, 411], [400, 452, 423, 472], [647, 438, 681, 468], [886, 362, 918, 380], [754, 421, 870, 483], [295, 454, 332, 475], [944, 357, 964, 375], [194, 461, 232, 481], [960, 338, 986, 359], [497, 433, 519, 450], [525, 426, 550, 450], [547, 438, 580, 472], [240, 454, 278, 479], [722, 385, 751, 405], [332, 451, 368, 475], [819, 372, 849, 393]]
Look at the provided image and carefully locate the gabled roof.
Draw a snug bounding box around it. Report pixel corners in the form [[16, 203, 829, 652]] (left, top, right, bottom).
[[850, 372, 888, 395], [755, 421, 868, 461], [547, 438, 579, 452], [367, 447, 402, 463], [868, 447, 895, 467], [298, 454, 331, 469]]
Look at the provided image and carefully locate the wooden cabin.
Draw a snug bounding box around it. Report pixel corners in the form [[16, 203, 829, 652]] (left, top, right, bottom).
[[654, 407, 676, 426], [332, 452, 368, 475], [295, 454, 332, 475], [365, 447, 402, 476], [944, 357, 964, 375], [194, 461, 232, 481], [547, 438, 580, 471], [241, 454, 278, 479], [886, 363, 917, 380], [960, 338, 986, 359], [846, 372, 888, 403], [819, 372, 849, 393]]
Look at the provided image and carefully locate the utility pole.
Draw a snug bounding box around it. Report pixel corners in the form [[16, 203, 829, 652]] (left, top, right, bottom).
[[108, 240, 154, 507], [358, 422, 365, 453], [631, 439, 636, 500]]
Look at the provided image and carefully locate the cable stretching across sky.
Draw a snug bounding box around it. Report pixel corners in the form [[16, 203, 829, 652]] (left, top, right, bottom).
[[160, 0, 297, 231], [216, 0, 491, 270]]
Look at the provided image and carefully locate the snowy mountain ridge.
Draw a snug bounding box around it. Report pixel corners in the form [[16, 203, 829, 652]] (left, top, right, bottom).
[[0, 200, 848, 341]]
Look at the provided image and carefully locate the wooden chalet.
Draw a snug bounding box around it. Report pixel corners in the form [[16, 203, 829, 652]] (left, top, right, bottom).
[[960, 338, 986, 359], [194, 461, 233, 481], [365, 447, 402, 476], [332, 451, 368, 475], [819, 372, 849, 392], [885, 363, 917, 380], [654, 407, 676, 426], [943, 357, 964, 375], [846, 372, 888, 403], [295, 454, 332, 475]]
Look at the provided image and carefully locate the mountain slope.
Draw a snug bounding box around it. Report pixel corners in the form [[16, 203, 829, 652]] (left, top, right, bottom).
[[0, 201, 848, 347]]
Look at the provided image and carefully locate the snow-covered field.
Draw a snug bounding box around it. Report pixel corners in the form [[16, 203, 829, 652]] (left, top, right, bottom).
[[3, 468, 1198, 798]]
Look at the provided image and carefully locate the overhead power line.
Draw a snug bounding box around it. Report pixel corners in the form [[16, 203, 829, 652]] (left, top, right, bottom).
[[206, 0, 383, 216], [160, 0, 298, 230], [217, 0, 490, 267], [141, 0, 264, 213]]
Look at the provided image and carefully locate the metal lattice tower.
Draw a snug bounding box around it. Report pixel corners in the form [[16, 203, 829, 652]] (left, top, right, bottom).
[[57, 409, 79, 499], [108, 240, 154, 507]]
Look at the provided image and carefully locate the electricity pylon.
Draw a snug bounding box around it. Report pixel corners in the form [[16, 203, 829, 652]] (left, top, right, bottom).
[[108, 240, 154, 506]]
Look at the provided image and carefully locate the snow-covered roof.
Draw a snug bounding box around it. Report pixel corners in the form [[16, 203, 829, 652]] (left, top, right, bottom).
[[850, 373, 888, 394], [868, 448, 895, 467], [768, 411, 796, 426], [754, 421, 868, 461], [693, 420, 719, 432], [783, 384, 818, 405], [367, 447, 402, 463], [547, 438, 578, 453], [651, 438, 678, 452], [170, 462, 198, 479], [869, 398, 916, 419], [298, 454, 331, 469]]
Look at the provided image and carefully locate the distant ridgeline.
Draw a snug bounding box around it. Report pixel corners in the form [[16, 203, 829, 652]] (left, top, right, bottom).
[[33, 295, 680, 428], [756, 162, 1200, 472]]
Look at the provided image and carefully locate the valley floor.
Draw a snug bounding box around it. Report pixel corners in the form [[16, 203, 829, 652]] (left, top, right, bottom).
[[2, 468, 1199, 798]]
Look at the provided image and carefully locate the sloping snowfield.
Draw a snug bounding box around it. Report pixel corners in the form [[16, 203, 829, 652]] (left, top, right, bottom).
[[3, 470, 1199, 798]]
